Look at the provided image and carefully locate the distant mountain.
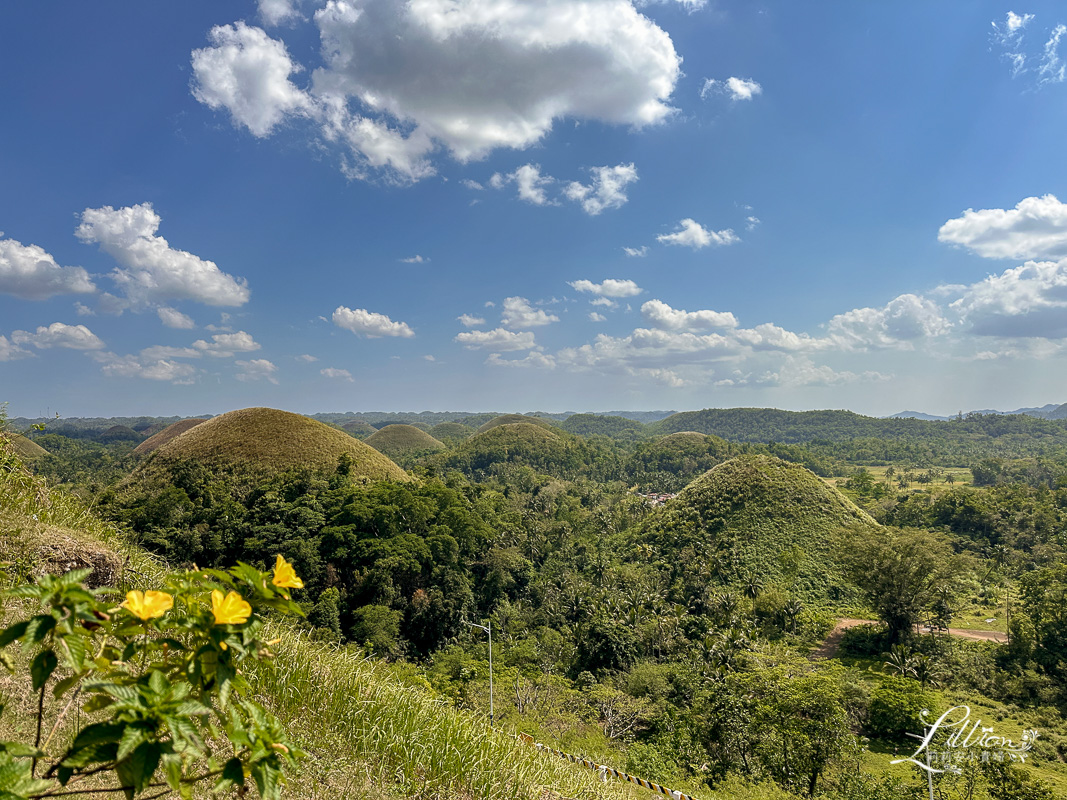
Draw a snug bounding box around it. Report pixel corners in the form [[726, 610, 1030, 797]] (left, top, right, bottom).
[[888, 403, 1064, 421]]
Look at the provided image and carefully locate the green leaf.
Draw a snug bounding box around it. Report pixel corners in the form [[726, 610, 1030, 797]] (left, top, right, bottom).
[[30, 649, 58, 691], [57, 568, 93, 586], [214, 756, 245, 794], [129, 741, 162, 794], [60, 741, 119, 769], [164, 753, 182, 792], [52, 674, 82, 699], [24, 615, 56, 645], [115, 754, 136, 800], [70, 721, 124, 750], [117, 726, 151, 762], [0, 621, 28, 648], [58, 631, 88, 671], [252, 760, 280, 800], [0, 743, 45, 759]]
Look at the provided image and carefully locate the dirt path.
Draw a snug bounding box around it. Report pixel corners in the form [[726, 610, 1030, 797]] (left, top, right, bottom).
[[812, 618, 1006, 659]]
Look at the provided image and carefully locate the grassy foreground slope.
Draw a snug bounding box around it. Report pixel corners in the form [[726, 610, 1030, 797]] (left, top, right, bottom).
[[643, 454, 877, 601], [0, 435, 631, 800]]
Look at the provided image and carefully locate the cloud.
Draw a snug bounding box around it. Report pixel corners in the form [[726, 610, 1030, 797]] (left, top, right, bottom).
[[747, 356, 887, 388], [157, 306, 196, 329], [236, 358, 279, 383], [950, 257, 1067, 338], [191, 331, 261, 357], [701, 76, 762, 101], [139, 345, 201, 360], [500, 296, 560, 328], [826, 294, 951, 348], [0, 237, 97, 300], [454, 328, 537, 351], [746, 216, 761, 230], [321, 366, 354, 381], [590, 297, 616, 307], [485, 351, 556, 368], [193, 0, 680, 182], [589, 312, 607, 322], [95, 352, 198, 383], [938, 195, 1067, 260], [490, 164, 555, 205], [259, 0, 301, 26], [297, 353, 318, 362], [1039, 24, 1067, 85], [423, 354, 435, 361], [657, 218, 739, 249], [400, 254, 429, 263], [191, 22, 310, 138], [76, 203, 250, 308], [458, 313, 486, 327], [569, 278, 643, 298], [0, 335, 31, 361], [563, 163, 638, 215], [11, 322, 105, 350], [641, 299, 738, 330], [461, 179, 483, 190], [622, 245, 648, 257], [333, 306, 415, 337]]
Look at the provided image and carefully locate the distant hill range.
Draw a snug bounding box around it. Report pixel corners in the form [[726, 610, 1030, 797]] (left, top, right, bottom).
[[889, 402, 1067, 421]]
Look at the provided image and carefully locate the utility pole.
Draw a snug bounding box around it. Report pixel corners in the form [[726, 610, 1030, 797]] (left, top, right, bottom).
[[464, 619, 493, 729]]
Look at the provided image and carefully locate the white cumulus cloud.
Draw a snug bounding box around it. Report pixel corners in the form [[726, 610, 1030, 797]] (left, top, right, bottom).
[[939, 195, 1067, 260], [259, 0, 301, 26], [95, 352, 198, 383], [76, 203, 250, 308], [641, 299, 738, 330], [826, 294, 951, 349], [563, 163, 638, 215], [500, 296, 559, 328], [490, 164, 555, 205], [486, 351, 556, 368], [458, 313, 486, 327], [0, 238, 96, 300], [569, 278, 643, 298], [701, 76, 762, 101], [321, 366, 354, 381], [191, 331, 261, 357], [589, 312, 607, 322], [454, 328, 537, 351], [657, 218, 739, 249], [191, 22, 310, 138], [11, 322, 105, 350], [622, 246, 648, 257], [333, 306, 415, 337], [236, 358, 279, 383], [0, 335, 31, 361], [157, 307, 196, 329], [950, 257, 1067, 338]]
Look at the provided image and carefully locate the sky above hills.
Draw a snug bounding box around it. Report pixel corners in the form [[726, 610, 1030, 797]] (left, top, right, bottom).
[[3, 1, 1067, 418]]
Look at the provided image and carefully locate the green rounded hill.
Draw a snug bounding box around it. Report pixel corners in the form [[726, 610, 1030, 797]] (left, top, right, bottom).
[[128, 407, 410, 489], [133, 419, 208, 456], [429, 422, 476, 444], [341, 420, 377, 438], [642, 454, 876, 601], [476, 414, 556, 434], [364, 424, 446, 458], [446, 422, 576, 474], [559, 413, 646, 439]]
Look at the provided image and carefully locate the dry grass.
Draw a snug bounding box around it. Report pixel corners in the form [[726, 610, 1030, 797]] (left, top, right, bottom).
[[477, 415, 558, 434], [126, 407, 411, 493], [0, 432, 50, 460], [131, 418, 207, 455]]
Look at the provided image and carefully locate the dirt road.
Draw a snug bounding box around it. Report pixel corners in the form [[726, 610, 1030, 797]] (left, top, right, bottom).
[[812, 618, 1006, 659]]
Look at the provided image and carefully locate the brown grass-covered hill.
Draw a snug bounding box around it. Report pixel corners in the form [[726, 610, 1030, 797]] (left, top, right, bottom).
[[132, 418, 208, 455], [364, 424, 446, 458], [441, 422, 582, 476], [641, 454, 877, 602], [1, 433, 50, 461], [476, 414, 557, 434], [100, 424, 143, 443], [126, 407, 410, 491], [429, 422, 476, 444]]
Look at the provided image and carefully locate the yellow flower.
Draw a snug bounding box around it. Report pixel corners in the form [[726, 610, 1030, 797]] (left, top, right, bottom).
[[211, 590, 251, 625], [272, 555, 304, 590], [121, 590, 173, 621]]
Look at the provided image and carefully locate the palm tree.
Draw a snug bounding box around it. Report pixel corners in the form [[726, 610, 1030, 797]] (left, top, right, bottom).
[[783, 598, 803, 633], [883, 644, 917, 679]]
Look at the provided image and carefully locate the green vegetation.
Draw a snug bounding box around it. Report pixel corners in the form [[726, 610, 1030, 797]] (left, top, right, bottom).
[[476, 414, 558, 433], [6, 403, 1067, 798], [429, 421, 477, 444]]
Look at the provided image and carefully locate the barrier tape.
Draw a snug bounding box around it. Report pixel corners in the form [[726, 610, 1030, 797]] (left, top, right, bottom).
[[518, 733, 699, 800]]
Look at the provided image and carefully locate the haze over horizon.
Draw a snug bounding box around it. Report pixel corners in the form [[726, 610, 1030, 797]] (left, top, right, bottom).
[[4, 2, 1067, 419]]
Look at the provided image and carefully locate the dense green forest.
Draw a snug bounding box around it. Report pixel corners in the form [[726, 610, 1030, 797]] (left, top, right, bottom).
[[6, 405, 1067, 799]]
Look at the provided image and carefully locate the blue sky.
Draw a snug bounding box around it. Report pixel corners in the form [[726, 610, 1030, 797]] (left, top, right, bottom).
[[3, 1, 1067, 419]]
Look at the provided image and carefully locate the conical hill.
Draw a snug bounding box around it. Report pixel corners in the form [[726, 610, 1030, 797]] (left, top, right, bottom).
[[642, 454, 876, 600], [476, 414, 556, 433], [133, 419, 207, 455], [127, 407, 409, 490], [364, 424, 446, 458]]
